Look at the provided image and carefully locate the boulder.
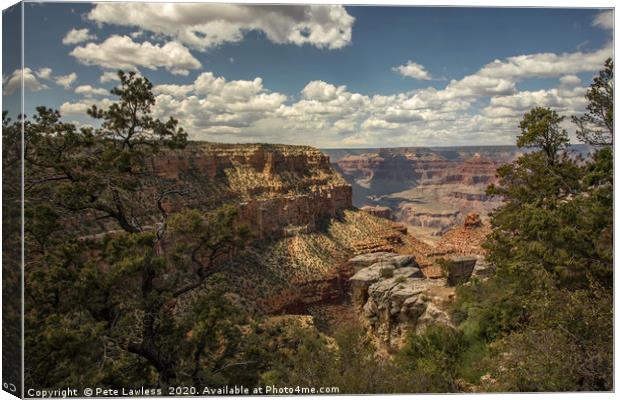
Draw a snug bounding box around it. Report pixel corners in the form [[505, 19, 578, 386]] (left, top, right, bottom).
[[357, 275, 448, 348], [392, 254, 416, 268], [445, 256, 477, 286]]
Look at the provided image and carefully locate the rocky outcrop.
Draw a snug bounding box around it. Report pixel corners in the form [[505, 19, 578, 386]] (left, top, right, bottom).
[[237, 185, 352, 239], [148, 142, 353, 240], [432, 214, 490, 257], [153, 143, 333, 180], [444, 256, 477, 286], [360, 205, 392, 220], [463, 212, 482, 228], [431, 215, 493, 280], [348, 252, 454, 348]]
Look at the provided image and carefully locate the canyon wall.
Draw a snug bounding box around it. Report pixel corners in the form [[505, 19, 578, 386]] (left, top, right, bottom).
[[149, 142, 353, 239], [324, 147, 514, 243]]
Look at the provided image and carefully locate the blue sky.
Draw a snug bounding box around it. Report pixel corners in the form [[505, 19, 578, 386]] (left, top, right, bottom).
[[2, 2, 614, 147]]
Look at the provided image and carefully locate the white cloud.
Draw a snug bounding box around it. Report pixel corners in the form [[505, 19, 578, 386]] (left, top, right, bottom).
[[88, 3, 354, 50], [70, 35, 201, 76], [483, 85, 587, 120], [475, 45, 612, 80], [444, 75, 516, 97], [35, 67, 53, 80], [51, 43, 612, 147], [55, 72, 77, 89], [99, 71, 120, 83], [60, 98, 114, 116], [392, 60, 432, 80], [75, 85, 109, 97], [153, 84, 194, 97], [559, 75, 582, 88], [3, 68, 48, 95], [62, 28, 97, 45], [151, 72, 287, 138], [593, 10, 613, 30]]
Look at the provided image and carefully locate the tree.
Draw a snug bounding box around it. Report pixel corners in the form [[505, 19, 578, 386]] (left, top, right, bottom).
[[572, 58, 613, 146], [397, 325, 468, 392], [453, 60, 614, 392], [23, 71, 251, 387], [517, 107, 569, 165]]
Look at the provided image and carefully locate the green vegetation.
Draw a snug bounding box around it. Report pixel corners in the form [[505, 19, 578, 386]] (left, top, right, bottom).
[[12, 58, 613, 392], [22, 72, 257, 387], [261, 325, 417, 393], [396, 58, 613, 392]]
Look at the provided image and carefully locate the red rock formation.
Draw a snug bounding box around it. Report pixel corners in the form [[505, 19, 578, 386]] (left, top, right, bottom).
[[463, 212, 482, 228], [431, 216, 490, 257]]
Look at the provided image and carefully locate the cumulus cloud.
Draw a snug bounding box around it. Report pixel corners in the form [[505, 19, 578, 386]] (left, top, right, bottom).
[[53, 43, 612, 147], [3, 68, 48, 95], [559, 75, 582, 88], [88, 3, 354, 50], [153, 84, 194, 97], [149, 71, 287, 138], [75, 85, 109, 97], [70, 35, 201, 75], [444, 75, 516, 98], [62, 28, 96, 45], [593, 10, 613, 30], [35, 67, 53, 80], [55, 72, 77, 89], [60, 98, 114, 116], [392, 60, 432, 80], [475, 46, 612, 80], [100, 71, 120, 83]]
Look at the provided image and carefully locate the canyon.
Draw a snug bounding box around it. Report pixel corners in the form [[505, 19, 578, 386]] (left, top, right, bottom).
[[325, 145, 590, 244], [139, 142, 502, 349], [324, 146, 516, 244]]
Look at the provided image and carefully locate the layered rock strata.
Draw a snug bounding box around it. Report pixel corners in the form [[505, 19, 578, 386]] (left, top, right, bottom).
[[348, 252, 454, 348], [360, 205, 392, 220], [149, 142, 353, 239]]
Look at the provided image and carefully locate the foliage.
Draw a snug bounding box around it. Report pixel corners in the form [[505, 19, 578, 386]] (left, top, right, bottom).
[[22, 71, 252, 388], [262, 325, 417, 393], [397, 59, 613, 393], [448, 60, 613, 391], [397, 325, 468, 392], [572, 58, 613, 146], [516, 107, 569, 164]]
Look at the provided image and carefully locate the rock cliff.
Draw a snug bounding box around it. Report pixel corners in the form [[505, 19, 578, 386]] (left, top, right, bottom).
[[150, 142, 352, 239]]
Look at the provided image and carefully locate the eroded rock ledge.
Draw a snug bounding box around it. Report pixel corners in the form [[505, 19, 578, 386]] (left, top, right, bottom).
[[348, 252, 458, 349]]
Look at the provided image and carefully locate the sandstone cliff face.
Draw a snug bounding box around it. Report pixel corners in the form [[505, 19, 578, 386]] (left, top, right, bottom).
[[149, 142, 352, 239]]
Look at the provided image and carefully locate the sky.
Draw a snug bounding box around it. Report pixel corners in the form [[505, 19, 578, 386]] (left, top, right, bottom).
[[2, 2, 614, 148]]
